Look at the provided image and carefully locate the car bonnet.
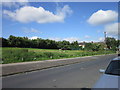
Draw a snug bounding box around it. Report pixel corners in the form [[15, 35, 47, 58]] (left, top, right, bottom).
[[93, 74, 119, 88]]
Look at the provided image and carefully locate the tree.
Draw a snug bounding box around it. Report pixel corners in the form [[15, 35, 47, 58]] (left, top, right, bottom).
[[1, 38, 8, 47], [22, 37, 31, 48], [57, 40, 70, 49], [106, 37, 117, 51], [85, 43, 93, 51], [71, 41, 79, 46], [92, 43, 101, 51], [4, 35, 116, 51], [8, 35, 17, 47], [8, 35, 29, 48], [70, 41, 80, 50], [44, 39, 58, 49], [85, 43, 103, 51]]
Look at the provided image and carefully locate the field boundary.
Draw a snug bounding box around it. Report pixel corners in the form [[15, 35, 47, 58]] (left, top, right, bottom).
[[2, 54, 116, 76]]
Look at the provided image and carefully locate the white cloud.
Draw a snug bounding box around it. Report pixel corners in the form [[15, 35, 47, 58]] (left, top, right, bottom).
[[49, 37, 80, 43], [87, 10, 118, 25], [97, 30, 101, 33], [3, 5, 72, 23], [2, 0, 29, 8], [49, 37, 62, 41], [23, 28, 42, 33], [99, 37, 104, 42], [1, 0, 28, 2], [80, 40, 98, 43], [104, 23, 119, 36], [50, 37, 105, 43], [29, 36, 39, 40], [29, 37, 80, 43], [85, 35, 91, 39], [63, 37, 80, 43]]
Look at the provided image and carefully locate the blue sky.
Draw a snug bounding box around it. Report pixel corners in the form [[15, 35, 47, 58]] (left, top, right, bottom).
[[2, 2, 118, 42]]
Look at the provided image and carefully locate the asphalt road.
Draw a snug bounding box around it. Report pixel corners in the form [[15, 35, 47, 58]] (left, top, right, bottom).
[[2, 55, 116, 88]]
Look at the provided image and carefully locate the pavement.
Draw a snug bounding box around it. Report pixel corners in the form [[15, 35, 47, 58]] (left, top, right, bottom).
[[2, 54, 113, 76], [2, 54, 117, 88]]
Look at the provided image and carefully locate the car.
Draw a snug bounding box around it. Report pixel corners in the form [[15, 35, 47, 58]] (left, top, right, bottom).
[[93, 56, 120, 88]]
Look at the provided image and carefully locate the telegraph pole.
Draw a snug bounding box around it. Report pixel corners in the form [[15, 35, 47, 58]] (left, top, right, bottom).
[[104, 32, 106, 44], [104, 32, 107, 54]]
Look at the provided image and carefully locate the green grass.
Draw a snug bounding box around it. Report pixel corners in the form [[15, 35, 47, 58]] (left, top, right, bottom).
[[2, 47, 115, 64]]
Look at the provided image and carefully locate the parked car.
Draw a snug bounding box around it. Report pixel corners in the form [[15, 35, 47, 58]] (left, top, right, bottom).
[[93, 56, 120, 88]]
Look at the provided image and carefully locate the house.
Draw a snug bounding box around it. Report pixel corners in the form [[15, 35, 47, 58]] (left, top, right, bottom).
[[79, 42, 85, 49]]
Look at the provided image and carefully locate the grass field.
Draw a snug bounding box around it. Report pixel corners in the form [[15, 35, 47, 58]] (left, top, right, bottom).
[[2, 47, 115, 64]]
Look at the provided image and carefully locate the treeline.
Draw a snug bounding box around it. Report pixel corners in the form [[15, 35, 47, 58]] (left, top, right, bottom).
[[1, 35, 80, 50], [85, 37, 120, 51], [105, 37, 120, 50], [1, 35, 120, 51]]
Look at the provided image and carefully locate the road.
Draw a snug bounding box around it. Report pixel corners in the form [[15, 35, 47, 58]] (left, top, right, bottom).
[[2, 55, 116, 88]]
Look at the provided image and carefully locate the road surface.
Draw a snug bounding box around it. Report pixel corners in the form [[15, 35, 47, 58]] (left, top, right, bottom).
[[2, 55, 116, 88]]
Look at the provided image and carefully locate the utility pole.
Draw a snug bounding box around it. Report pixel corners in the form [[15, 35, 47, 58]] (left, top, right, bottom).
[[104, 32, 106, 44], [104, 32, 107, 54]]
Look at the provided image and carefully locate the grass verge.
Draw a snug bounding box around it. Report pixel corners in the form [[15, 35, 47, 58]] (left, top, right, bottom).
[[2, 47, 115, 64]]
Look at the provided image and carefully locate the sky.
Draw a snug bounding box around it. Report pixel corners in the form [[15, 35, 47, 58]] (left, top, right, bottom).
[[2, 1, 119, 42]]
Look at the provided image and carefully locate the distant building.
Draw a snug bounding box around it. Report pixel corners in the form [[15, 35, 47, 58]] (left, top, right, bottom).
[[79, 42, 85, 48], [79, 41, 106, 49]]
